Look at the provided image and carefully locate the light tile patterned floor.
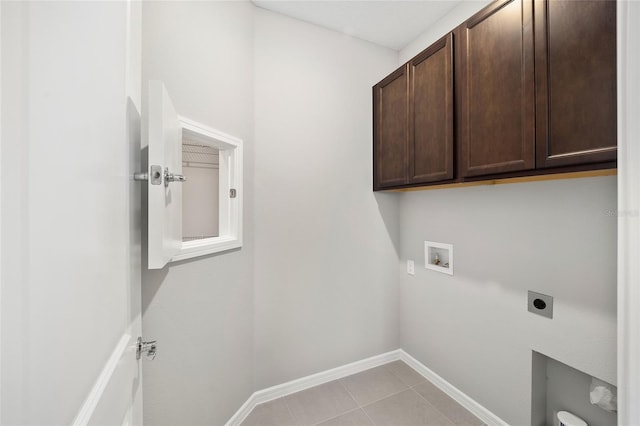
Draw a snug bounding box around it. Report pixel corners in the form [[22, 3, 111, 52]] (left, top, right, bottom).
[[241, 361, 485, 426]]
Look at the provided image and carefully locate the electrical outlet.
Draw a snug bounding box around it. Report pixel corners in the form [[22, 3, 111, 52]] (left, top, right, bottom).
[[407, 260, 415, 275]]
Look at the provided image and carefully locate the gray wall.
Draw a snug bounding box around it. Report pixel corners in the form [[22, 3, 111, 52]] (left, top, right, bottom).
[[141, 2, 401, 423], [140, 3, 618, 426], [141, 2, 255, 425], [397, 5, 617, 424], [253, 8, 400, 390], [398, 177, 617, 425]]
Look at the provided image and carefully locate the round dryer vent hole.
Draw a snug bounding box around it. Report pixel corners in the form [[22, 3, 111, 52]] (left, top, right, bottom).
[[533, 299, 547, 310], [528, 290, 553, 319]]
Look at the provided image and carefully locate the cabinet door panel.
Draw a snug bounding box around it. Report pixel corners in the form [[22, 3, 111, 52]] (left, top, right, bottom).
[[374, 65, 409, 189], [535, 0, 616, 168], [458, 0, 535, 177], [409, 33, 454, 184]]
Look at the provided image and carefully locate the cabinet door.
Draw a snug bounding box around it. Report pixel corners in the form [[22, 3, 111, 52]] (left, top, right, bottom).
[[535, 0, 616, 168], [373, 65, 409, 189], [457, 0, 535, 177], [409, 33, 454, 184]]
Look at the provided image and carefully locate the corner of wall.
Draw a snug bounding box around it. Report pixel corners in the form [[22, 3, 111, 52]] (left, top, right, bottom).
[[399, 0, 491, 63], [252, 6, 401, 391]]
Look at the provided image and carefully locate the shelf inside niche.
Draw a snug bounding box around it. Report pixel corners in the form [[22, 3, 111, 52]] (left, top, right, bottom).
[[424, 241, 453, 275]]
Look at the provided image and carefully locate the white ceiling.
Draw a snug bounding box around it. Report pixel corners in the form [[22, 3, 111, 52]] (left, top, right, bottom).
[[252, 1, 462, 51]]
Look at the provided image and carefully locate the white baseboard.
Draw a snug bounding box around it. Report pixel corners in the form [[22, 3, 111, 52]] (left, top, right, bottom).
[[226, 350, 402, 426], [398, 350, 508, 426], [226, 348, 507, 426]]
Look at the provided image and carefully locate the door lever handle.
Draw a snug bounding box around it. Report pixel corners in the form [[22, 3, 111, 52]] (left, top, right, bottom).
[[164, 168, 186, 187]]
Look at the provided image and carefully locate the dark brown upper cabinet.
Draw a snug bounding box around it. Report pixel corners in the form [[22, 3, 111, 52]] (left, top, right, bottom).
[[374, 34, 454, 190], [409, 33, 454, 184], [456, 0, 535, 178], [372, 0, 617, 191], [373, 65, 409, 190], [534, 0, 617, 168]]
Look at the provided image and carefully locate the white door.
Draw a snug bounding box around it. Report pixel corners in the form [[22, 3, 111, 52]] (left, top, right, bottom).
[[1, 1, 144, 425], [145, 81, 184, 270]]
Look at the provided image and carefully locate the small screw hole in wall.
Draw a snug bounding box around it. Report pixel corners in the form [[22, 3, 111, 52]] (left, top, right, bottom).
[[533, 299, 547, 310]]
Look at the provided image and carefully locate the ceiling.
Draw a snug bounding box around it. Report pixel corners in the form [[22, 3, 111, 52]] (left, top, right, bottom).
[[252, 1, 462, 51]]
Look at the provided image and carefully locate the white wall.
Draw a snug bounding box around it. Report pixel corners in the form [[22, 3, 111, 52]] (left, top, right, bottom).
[[1, 1, 141, 424], [141, 2, 255, 425], [253, 8, 400, 389]]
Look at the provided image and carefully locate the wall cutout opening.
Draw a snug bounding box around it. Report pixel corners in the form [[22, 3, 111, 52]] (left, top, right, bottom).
[[531, 351, 617, 426], [145, 80, 243, 269], [424, 241, 454, 275], [172, 117, 243, 263], [182, 141, 219, 241]]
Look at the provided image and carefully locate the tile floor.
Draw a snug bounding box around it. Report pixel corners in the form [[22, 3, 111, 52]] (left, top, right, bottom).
[[241, 361, 485, 426]]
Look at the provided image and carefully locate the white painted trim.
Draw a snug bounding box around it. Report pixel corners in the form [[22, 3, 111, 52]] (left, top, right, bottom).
[[424, 240, 454, 275], [398, 351, 508, 426], [171, 116, 243, 263], [225, 393, 256, 426], [179, 116, 243, 150], [617, 1, 640, 424], [226, 349, 507, 426], [252, 350, 400, 407], [172, 236, 242, 262], [72, 332, 131, 426], [226, 350, 402, 426], [122, 404, 133, 426], [0, 1, 3, 420]]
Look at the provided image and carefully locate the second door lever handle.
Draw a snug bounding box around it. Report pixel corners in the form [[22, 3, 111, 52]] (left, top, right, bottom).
[[164, 168, 186, 187]]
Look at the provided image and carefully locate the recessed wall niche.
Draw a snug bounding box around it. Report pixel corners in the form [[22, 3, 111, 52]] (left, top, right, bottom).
[[531, 352, 617, 426], [424, 241, 454, 275]]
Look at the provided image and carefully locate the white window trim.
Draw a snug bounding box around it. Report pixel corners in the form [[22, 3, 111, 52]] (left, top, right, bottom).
[[171, 116, 243, 262]]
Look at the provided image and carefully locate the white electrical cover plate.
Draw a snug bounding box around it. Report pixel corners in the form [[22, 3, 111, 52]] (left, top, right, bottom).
[[407, 260, 415, 275]]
